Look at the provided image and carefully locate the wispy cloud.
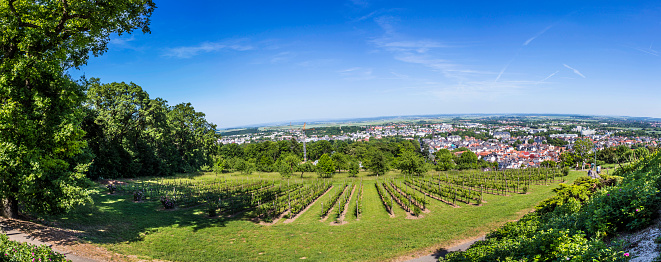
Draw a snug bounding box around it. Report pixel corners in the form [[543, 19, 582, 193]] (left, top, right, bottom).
[[339, 67, 375, 80], [563, 64, 586, 78], [110, 35, 136, 46], [631, 46, 659, 56], [430, 80, 538, 101], [495, 59, 515, 82], [374, 40, 448, 53], [523, 25, 553, 46], [536, 71, 560, 84], [109, 35, 143, 51], [297, 59, 339, 68], [269, 52, 295, 64], [164, 39, 253, 58], [374, 15, 398, 35], [349, 0, 369, 8]]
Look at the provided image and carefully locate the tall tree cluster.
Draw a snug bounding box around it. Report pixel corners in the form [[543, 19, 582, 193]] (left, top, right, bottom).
[[1, 0, 155, 218], [84, 79, 219, 179]]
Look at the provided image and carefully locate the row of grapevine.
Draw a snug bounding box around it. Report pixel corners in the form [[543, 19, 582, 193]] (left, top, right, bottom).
[[375, 182, 393, 215], [335, 184, 355, 221], [389, 181, 427, 211], [287, 181, 332, 218], [320, 184, 348, 218], [381, 180, 415, 214], [354, 181, 363, 218]]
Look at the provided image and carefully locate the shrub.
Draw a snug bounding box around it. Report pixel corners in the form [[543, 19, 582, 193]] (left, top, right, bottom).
[[133, 191, 144, 201], [106, 184, 116, 194], [1, 234, 68, 262], [160, 196, 175, 209]]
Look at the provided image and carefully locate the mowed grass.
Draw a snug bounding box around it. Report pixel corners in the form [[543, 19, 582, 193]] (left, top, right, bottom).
[[46, 170, 583, 262]]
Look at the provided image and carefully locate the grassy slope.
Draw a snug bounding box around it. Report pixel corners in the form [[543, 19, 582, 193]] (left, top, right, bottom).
[[47, 170, 583, 262]]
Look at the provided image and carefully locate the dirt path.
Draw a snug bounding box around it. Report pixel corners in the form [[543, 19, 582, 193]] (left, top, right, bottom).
[[283, 185, 333, 224], [331, 185, 356, 225], [0, 218, 155, 262], [401, 235, 486, 262]]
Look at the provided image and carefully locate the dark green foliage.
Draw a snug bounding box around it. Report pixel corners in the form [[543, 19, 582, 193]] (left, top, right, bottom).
[[316, 154, 335, 178], [364, 148, 389, 176], [1, 0, 155, 217], [348, 161, 360, 177], [444, 152, 661, 261], [1, 234, 68, 262], [84, 80, 219, 179], [395, 150, 428, 176]]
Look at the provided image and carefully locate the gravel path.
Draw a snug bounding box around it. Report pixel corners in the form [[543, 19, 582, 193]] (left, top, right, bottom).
[[405, 235, 485, 262]]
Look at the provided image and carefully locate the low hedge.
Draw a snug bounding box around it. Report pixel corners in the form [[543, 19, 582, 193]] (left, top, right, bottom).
[[1, 233, 68, 262]]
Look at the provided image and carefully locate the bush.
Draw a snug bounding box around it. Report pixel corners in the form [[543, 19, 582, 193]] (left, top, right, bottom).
[[160, 196, 175, 209], [133, 191, 144, 201], [1, 234, 68, 262], [443, 152, 661, 261], [106, 184, 116, 194]]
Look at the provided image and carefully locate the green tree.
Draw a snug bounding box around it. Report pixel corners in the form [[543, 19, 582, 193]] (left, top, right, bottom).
[[457, 150, 478, 170], [572, 138, 593, 163], [167, 103, 220, 173], [348, 161, 360, 177], [365, 148, 389, 176], [316, 154, 335, 178], [434, 149, 456, 171], [296, 162, 315, 178], [395, 150, 428, 176], [560, 152, 576, 168], [277, 154, 300, 178], [0, 0, 155, 218], [331, 152, 348, 173], [234, 158, 255, 175], [213, 156, 226, 174], [540, 160, 557, 168]]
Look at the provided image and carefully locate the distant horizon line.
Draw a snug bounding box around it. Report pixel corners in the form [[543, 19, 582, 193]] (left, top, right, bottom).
[[218, 113, 661, 130]]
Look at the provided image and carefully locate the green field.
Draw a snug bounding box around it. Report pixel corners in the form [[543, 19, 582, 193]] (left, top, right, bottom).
[[45, 170, 583, 262]]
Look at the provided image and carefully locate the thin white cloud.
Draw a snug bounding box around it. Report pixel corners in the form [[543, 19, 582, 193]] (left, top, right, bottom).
[[495, 59, 513, 82], [632, 46, 659, 56], [563, 64, 586, 78], [164, 39, 253, 58], [339, 67, 374, 80], [374, 15, 397, 35], [375, 40, 448, 53], [110, 35, 136, 46], [430, 80, 537, 101], [536, 71, 560, 85], [269, 52, 295, 64], [349, 0, 369, 8], [297, 59, 339, 68], [524, 25, 553, 46]]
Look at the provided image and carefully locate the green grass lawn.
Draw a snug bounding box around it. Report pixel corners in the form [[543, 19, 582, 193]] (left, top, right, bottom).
[[45, 170, 584, 262]]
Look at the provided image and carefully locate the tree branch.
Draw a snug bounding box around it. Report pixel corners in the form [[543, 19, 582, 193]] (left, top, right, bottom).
[[8, 0, 39, 29]]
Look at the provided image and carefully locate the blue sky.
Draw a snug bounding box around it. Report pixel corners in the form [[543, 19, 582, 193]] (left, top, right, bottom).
[[72, 1, 661, 128]]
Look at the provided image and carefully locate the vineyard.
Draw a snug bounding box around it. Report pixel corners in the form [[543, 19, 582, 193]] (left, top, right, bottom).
[[47, 167, 581, 262], [109, 167, 566, 225]]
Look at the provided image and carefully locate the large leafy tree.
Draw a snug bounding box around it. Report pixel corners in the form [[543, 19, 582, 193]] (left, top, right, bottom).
[[396, 150, 428, 176], [0, 0, 155, 218], [167, 102, 220, 173], [434, 149, 456, 171], [85, 80, 171, 178], [316, 154, 335, 178], [364, 148, 389, 176]]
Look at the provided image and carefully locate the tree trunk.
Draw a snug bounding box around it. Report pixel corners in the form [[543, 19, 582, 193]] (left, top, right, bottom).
[[0, 196, 19, 219]]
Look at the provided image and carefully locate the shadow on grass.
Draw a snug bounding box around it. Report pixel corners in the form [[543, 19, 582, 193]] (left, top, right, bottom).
[[39, 187, 258, 245]]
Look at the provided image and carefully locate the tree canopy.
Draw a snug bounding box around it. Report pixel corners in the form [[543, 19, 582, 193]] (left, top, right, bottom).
[[0, 0, 155, 218]]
